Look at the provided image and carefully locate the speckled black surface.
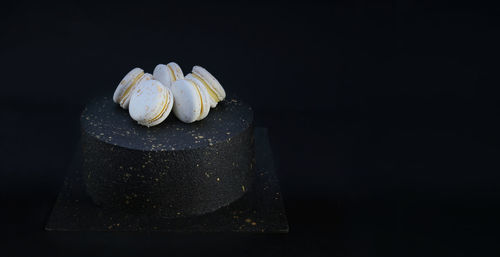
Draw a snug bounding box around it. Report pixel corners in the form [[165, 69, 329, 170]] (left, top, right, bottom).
[[45, 128, 288, 232], [81, 96, 255, 218], [82, 96, 253, 151]]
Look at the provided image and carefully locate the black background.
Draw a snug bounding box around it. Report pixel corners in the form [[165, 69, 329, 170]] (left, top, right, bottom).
[[1, 1, 499, 256]]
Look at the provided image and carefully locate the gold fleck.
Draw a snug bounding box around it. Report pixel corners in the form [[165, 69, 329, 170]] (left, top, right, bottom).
[[251, 222, 257, 226], [245, 218, 252, 223]]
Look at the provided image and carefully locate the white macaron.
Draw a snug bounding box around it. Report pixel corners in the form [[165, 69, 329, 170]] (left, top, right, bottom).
[[113, 68, 153, 109], [129, 80, 174, 127], [152, 62, 184, 89], [189, 65, 226, 108], [170, 78, 210, 123]]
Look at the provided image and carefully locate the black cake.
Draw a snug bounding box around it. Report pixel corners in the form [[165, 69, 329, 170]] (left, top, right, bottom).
[[81, 96, 255, 218]]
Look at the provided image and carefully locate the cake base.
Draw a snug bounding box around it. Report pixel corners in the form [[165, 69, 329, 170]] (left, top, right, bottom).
[[45, 128, 288, 233], [81, 96, 255, 218]]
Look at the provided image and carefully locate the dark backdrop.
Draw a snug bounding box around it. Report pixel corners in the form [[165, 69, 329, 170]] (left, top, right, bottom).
[[1, 1, 499, 256]]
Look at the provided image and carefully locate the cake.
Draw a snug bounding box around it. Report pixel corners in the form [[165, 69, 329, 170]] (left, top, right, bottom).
[[80, 96, 255, 218]]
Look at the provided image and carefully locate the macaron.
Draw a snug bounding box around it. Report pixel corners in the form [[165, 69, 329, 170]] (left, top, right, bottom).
[[113, 68, 153, 109], [129, 80, 174, 127], [153, 62, 184, 89], [170, 78, 210, 123], [189, 65, 226, 108]]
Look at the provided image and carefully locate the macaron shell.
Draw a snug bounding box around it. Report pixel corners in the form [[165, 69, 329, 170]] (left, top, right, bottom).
[[153, 64, 174, 89], [207, 96, 217, 108], [167, 62, 184, 81], [192, 65, 226, 101], [185, 74, 211, 120], [170, 79, 202, 123], [113, 67, 144, 105], [129, 80, 167, 127]]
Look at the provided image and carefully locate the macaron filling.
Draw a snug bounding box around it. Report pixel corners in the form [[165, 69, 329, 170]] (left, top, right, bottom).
[[190, 72, 219, 102]]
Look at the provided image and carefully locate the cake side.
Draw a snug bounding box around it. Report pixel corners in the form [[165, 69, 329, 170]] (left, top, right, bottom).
[[81, 96, 255, 218]]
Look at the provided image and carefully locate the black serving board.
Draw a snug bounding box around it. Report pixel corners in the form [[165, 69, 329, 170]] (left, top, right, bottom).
[[45, 128, 288, 233]]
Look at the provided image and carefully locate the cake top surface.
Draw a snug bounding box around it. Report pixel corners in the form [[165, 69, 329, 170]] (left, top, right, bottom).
[[81, 96, 253, 151]]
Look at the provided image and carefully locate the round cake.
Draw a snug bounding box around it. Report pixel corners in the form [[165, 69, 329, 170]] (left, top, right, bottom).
[[80, 96, 255, 218]]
